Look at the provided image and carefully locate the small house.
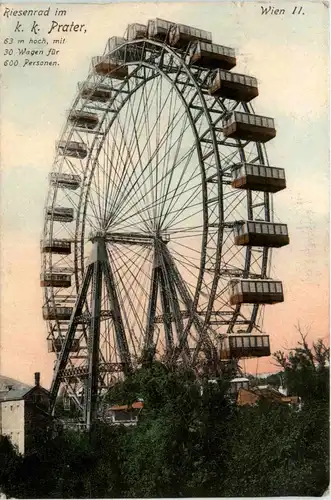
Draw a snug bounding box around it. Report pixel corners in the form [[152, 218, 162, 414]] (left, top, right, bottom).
[[0, 372, 51, 455]]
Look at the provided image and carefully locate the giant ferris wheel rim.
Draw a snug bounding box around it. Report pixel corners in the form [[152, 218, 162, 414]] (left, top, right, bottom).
[[41, 21, 280, 396]]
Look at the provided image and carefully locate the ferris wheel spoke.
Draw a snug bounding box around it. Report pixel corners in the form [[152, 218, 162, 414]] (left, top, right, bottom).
[[108, 252, 149, 338], [103, 103, 133, 220], [102, 123, 155, 232], [108, 75, 169, 218], [112, 246, 153, 300], [96, 91, 140, 225], [104, 128, 158, 231], [110, 244, 153, 308], [164, 186, 204, 230], [153, 74, 162, 224], [116, 138, 201, 229], [125, 69, 161, 154], [101, 102, 133, 224], [109, 79, 152, 196], [124, 77, 168, 226], [97, 137, 151, 233], [155, 85, 176, 223], [157, 118, 208, 227], [168, 247, 201, 280], [157, 111, 191, 225], [112, 95, 190, 225], [171, 238, 203, 257], [57, 181, 106, 234], [110, 245, 152, 352], [111, 171, 203, 232], [116, 149, 200, 231], [220, 148, 242, 171], [167, 229, 204, 238], [224, 189, 247, 220]]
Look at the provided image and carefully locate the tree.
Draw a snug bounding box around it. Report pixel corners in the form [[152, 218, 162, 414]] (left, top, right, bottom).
[[1, 338, 328, 498], [273, 325, 329, 403], [0, 435, 23, 497], [114, 362, 233, 497]]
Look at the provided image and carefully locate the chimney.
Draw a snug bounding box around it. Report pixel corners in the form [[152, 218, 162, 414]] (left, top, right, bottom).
[[34, 372, 40, 387]]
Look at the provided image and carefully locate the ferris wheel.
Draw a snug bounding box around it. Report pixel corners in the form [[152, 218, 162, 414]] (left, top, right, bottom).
[[41, 19, 289, 426]]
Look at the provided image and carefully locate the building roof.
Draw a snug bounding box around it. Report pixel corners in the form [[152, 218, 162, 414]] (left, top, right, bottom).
[[0, 374, 32, 391], [110, 401, 144, 411], [0, 385, 50, 402], [0, 387, 31, 401], [231, 377, 249, 383], [237, 387, 299, 406]]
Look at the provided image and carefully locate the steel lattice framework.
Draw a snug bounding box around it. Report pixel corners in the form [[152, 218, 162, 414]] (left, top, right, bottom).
[[41, 21, 286, 428]]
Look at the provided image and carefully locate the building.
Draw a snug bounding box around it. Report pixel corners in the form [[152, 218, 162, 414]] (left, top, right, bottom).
[[0, 372, 51, 455], [103, 401, 144, 426], [237, 385, 299, 407]]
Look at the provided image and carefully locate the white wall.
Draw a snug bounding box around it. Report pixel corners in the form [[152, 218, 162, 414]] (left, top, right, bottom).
[[0, 400, 25, 455]]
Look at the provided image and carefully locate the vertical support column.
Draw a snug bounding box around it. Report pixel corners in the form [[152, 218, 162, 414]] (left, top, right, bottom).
[[85, 240, 104, 430], [103, 256, 132, 374], [159, 262, 174, 351], [50, 265, 93, 413], [144, 248, 160, 352]]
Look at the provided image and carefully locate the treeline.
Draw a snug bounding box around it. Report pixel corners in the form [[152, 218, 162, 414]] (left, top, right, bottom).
[[0, 337, 329, 498]]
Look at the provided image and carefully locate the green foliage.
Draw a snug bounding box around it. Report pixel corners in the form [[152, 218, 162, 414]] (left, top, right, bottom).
[[274, 328, 330, 404], [0, 335, 329, 498], [117, 365, 232, 497], [222, 398, 329, 496], [249, 371, 283, 388]]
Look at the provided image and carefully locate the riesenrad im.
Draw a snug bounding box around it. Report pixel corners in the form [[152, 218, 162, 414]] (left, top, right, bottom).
[[40, 19, 289, 427]]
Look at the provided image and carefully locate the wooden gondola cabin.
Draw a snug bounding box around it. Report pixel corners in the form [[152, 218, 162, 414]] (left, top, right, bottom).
[[209, 69, 258, 102], [220, 334, 271, 359], [68, 110, 99, 130], [40, 272, 72, 288], [47, 337, 80, 353], [46, 206, 74, 222], [189, 41, 236, 70], [229, 279, 284, 305], [233, 221, 289, 248], [92, 56, 128, 80], [168, 22, 212, 48], [49, 172, 81, 190], [42, 306, 73, 321], [147, 18, 174, 42], [41, 239, 71, 255], [231, 163, 286, 193], [78, 82, 112, 102], [57, 140, 88, 159], [127, 23, 147, 40], [106, 36, 139, 63], [223, 112, 276, 143]]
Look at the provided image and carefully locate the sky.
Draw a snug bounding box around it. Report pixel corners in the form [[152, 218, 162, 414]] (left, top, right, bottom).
[[0, 1, 329, 387]]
